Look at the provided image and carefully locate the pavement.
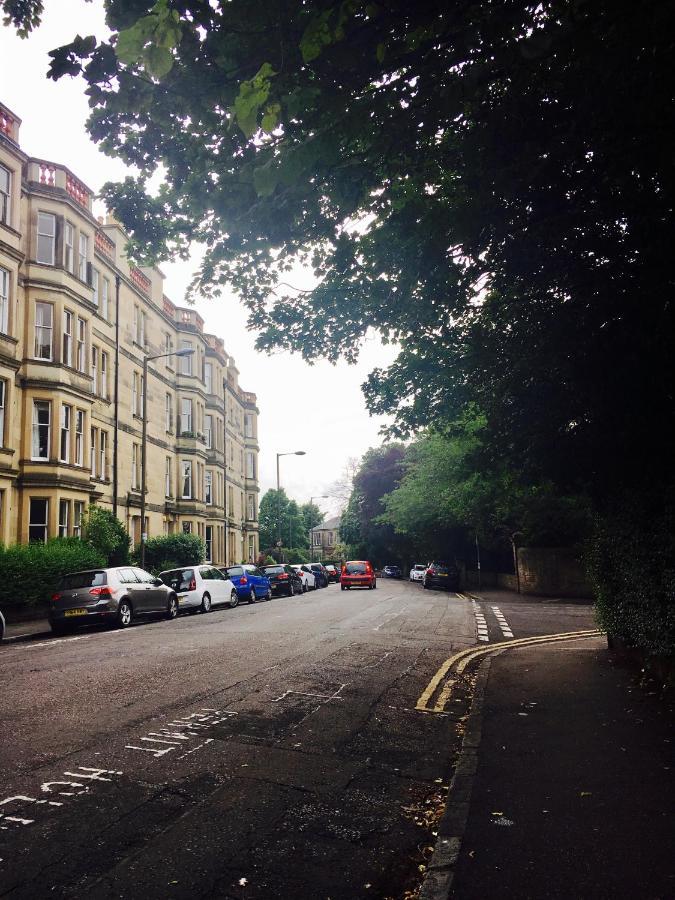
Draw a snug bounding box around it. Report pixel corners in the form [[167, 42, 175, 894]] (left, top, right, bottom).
[[421, 601, 675, 900], [2, 615, 52, 642]]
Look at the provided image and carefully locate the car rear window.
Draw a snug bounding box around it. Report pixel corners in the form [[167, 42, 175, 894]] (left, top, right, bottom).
[[345, 563, 367, 574], [225, 566, 244, 578], [161, 569, 194, 591], [60, 571, 106, 590], [264, 565, 285, 574]]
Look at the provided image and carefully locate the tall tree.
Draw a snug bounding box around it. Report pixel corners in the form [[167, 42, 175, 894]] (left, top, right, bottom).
[[258, 488, 290, 551], [38, 0, 675, 501]]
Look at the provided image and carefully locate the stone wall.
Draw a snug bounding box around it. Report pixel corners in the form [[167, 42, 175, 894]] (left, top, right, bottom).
[[465, 547, 592, 599]]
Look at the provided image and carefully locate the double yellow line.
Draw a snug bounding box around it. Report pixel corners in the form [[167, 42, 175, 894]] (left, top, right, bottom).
[[416, 629, 602, 714]]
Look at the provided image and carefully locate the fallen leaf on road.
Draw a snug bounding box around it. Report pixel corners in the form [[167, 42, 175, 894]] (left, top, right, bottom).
[[469, 850, 475, 858], [238, 877, 248, 886]]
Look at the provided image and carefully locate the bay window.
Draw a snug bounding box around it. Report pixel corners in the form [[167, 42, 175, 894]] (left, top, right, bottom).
[[37, 212, 56, 265], [181, 460, 192, 499], [31, 400, 50, 459], [0, 266, 9, 334], [62, 310, 73, 366], [34, 301, 53, 360], [29, 498, 48, 543], [59, 404, 71, 463]]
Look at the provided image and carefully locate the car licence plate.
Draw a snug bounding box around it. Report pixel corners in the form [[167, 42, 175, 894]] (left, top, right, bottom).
[[65, 608, 87, 617], [438, 573, 448, 577]]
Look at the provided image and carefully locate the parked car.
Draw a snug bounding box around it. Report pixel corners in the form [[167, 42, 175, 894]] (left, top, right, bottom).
[[291, 565, 316, 592], [341, 560, 377, 590], [160, 565, 238, 612], [383, 565, 402, 578], [49, 567, 179, 633], [323, 564, 341, 583], [423, 561, 460, 591], [220, 564, 272, 603], [262, 564, 303, 597], [308, 563, 330, 588], [0, 608, 4, 642], [409, 564, 426, 583]]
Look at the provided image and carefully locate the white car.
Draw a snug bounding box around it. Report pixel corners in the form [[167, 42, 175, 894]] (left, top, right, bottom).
[[291, 565, 316, 592], [409, 564, 426, 583], [160, 565, 238, 612]]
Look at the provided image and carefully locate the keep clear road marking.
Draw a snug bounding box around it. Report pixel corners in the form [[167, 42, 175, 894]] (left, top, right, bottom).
[[416, 629, 603, 714], [491, 605, 514, 639]]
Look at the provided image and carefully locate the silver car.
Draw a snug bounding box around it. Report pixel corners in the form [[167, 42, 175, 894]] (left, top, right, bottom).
[[159, 565, 238, 612], [49, 567, 179, 634]]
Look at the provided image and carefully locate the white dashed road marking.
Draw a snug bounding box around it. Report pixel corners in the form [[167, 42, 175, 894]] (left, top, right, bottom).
[[491, 605, 514, 639], [471, 600, 490, 642]]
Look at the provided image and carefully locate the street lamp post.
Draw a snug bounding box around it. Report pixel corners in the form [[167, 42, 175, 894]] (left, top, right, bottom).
[[276, 450, 306, 560], [140, 346, 195, 570], [309, 494, 328, 562]]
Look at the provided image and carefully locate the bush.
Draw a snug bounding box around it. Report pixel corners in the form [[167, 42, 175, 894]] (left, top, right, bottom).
[[0, 538, 106, 612], [82, 505, 130, 565], [140, 533, 205, 575], [587, 490, 675, 657]]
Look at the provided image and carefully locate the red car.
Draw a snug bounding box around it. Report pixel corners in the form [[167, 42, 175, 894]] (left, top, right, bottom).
[[341, 560, 377, 590]]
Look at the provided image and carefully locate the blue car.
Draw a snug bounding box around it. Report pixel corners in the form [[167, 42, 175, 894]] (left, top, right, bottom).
[[219, 564, 272, 604]]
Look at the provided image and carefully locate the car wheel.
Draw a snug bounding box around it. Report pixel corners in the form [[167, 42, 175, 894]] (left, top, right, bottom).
[[373, 581, 377, 589], [265, 588, 272, 601], [229, 590, 239, 608], [201, 593, 212, 614], [117, 599, 133, 628], [248, 588, 256, 604], [341, 585, 345, 591], [166, 595, 178, 620], [368, 583, 373, 590], [302, 582, 308, 593]]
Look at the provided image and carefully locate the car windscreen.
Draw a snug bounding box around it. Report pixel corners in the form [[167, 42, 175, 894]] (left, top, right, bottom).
[[161, 569, 194, 591], [264, 565, 285, 574], [60, 571, 106, 590], [345, 563, 367, 574]]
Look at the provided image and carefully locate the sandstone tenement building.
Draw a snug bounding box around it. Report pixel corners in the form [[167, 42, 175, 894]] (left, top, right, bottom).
[[0, 101, 259, 564]]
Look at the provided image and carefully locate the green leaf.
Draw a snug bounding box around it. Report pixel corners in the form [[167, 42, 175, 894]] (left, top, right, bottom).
[[300, 9, 333, 63], [233, 62, 276, 137], [253, 160, 280, 197], [261, 101, 281, 133], [376, 41, 386, 63], [144, 44, 174, 78]]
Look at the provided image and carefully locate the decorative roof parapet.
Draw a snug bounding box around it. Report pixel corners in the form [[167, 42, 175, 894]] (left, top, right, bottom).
[[131, 266, 151, 295], [95, 229, 115, 259], [66, 171, 90, 208]]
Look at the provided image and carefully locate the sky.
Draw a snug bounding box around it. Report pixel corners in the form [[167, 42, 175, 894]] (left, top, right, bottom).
[[0, 1, 399, 517]]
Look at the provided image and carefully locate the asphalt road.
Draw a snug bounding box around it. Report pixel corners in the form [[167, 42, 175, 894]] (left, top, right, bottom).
[[0, 582, 595, 899]]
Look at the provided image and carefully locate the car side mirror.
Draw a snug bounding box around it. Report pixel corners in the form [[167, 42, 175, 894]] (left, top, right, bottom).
[[152, 578, 163, 587]]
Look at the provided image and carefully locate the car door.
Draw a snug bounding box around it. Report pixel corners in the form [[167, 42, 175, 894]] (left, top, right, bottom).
[[133, 567, 163, 611], [200, 566, 224, 605], [118, 567, 146, 613], [244, 565, 261, 597]]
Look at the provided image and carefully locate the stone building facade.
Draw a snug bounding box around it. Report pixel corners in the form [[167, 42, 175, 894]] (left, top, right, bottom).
[[0, 101, 259, 564]]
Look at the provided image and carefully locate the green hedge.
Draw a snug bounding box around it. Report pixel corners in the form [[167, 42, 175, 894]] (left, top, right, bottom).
[[138, 533, 205, 575], [587, 491, 675, 657], [0, 539, 106, 611]]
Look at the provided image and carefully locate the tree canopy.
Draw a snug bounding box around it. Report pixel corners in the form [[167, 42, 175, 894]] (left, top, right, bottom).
[[32, 0, 674, 504]]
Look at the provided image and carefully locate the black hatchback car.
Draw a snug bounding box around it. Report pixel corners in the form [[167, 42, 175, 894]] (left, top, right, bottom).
[[262, 564, 304, 597], [423, 561, 460, 591]]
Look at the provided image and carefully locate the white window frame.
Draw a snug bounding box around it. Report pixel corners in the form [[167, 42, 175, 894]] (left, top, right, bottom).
[[62, 309, 73, 367], [75, 410, 84, 466], [0, 164, 10, 226], [181, 460, 193, 499], [204, 362, 212, 395], [165, 456, 172, 498], [99, 431, 107, 480], [73, 501, 84, 538], [100, 351, 108, 399], [0, 266, 9, 334], [101, 276, 109, 320], [0, 379, 5, 448], [64, 222, 75, 274], [180, 340, 193, 375], [91, 266, 99, 306], [204, 414, 213, 449], [132, 443, 139, 490], [32, 400, 51, 460], [165, 392, 173, 432], [59, 404, 71, 463], [91, 345, 98, 393], [37, 212, 56, 265], [58, 499, 70, 538], [132, 372, 139, 416], [29, 497, 49, 543], [180, 397, 192, 434], [246, 451, 255, 480], [205, 470, 212, 505], [90, 426, 96, 476], [78, 232, 89, 281], [247, 494, 255, 521], [76, 317, 86, 373], [34, 301, 53, 360]]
